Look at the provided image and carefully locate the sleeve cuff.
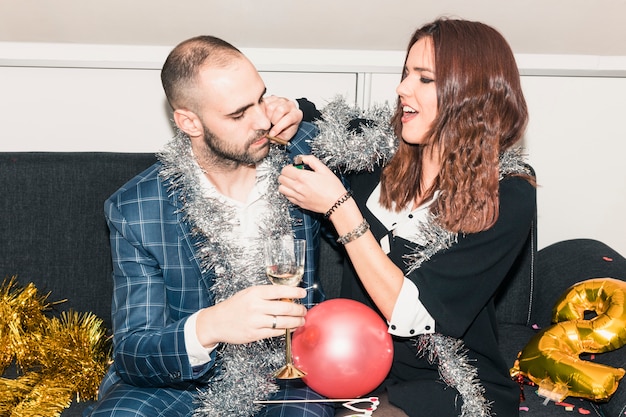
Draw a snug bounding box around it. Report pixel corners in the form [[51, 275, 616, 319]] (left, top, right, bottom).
[[184, 311, 218, 367], [388, 277, 435, 337]]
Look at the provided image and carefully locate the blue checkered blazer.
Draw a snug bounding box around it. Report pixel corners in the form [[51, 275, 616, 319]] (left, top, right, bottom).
[[97, 122, 323, 401]]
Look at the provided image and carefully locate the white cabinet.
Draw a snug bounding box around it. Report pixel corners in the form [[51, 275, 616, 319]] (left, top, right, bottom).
[[0, 67, 358, 152], [365, 72, 401, 107], [0, 66, 172, 152], [261, 71, 357, 108]]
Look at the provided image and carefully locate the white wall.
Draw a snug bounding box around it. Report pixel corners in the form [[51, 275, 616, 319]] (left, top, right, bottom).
[[1, 43, 625, 255], [521, 76, 626, 255]]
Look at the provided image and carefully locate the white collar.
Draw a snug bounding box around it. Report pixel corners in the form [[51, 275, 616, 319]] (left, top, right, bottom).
[[366, 182, 438, 231], [195, 160, 270, 208]]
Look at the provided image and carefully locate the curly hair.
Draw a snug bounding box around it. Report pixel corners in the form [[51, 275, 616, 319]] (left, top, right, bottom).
[[380, 18, 529, 233]]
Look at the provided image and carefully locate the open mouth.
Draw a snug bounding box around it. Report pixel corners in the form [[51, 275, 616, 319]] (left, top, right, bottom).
[[401, 105, 418, 122], [403, 105, 417, 115]]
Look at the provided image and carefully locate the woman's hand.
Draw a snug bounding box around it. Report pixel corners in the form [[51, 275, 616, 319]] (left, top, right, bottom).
[[281, 155, 405, 320], [279, 154, 347, 215]]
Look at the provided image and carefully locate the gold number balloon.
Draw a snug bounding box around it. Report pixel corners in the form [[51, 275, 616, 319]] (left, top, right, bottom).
[[512, 278, 626, 402]]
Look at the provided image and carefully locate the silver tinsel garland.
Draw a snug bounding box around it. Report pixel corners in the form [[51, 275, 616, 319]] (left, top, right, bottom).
[[311, 96, 397, 173], [158, 130, 295, 417], [403, 214, 458, 276], [311, 97, 532, 417], [416, 334, 492, 417], [403, 147, 532, 276]]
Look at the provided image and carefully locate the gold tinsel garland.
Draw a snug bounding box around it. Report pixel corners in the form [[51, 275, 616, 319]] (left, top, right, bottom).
[[0, 277, 111, 416]]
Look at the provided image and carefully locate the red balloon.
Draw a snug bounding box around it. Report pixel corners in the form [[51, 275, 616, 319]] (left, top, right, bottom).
[[292, 298, 394, 398]]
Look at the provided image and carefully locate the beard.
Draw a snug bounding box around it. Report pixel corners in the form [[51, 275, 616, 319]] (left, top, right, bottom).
[[201, 125, 270, 167]]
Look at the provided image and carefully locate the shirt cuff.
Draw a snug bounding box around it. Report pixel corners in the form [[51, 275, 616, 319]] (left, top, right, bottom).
[[184, 311, 218, 367], [388, 277, 435, 337]]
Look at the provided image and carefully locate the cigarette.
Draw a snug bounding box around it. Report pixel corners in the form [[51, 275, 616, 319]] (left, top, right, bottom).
[[267, 135, 289, 146]]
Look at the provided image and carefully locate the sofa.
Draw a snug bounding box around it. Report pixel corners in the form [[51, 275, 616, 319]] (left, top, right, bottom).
[[1, 149, 625, 417]]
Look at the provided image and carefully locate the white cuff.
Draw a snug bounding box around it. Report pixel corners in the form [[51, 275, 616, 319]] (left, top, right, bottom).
[[388, 277, 435, 337], [184, 311, 218, 367]]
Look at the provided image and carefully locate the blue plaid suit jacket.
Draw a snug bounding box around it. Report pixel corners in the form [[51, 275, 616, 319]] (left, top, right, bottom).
[[98, 123, 323, 400]]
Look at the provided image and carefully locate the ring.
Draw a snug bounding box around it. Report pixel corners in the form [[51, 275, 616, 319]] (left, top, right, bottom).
[[272, 315, 277, 329]]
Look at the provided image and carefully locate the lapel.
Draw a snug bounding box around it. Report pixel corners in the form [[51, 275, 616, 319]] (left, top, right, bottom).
[[167, 182, 216, 303]]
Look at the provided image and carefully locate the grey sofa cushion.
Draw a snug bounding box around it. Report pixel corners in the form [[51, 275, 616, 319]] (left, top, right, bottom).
[[533, 238, 626, 326], [0, 152, 156, 332]]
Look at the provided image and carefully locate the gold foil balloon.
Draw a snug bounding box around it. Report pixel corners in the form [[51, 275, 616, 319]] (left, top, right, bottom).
[[512, 278, 626, 402]]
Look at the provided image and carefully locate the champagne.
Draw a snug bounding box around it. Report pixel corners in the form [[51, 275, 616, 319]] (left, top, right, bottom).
[[264, 238, 307, 379], [266, 267, 304, 286]]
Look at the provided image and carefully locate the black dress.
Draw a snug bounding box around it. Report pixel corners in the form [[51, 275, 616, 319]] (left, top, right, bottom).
[[340, 167, 536, 417]]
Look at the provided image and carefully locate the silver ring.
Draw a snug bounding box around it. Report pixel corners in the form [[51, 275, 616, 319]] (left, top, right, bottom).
[[272, 315, 277, 329]]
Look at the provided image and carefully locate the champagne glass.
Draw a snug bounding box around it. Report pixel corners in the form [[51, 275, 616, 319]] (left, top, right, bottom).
[[264, 236, 307, 379]]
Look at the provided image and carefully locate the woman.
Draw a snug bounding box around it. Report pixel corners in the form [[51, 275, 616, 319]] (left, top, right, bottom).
[[279, 18, 536, 416]]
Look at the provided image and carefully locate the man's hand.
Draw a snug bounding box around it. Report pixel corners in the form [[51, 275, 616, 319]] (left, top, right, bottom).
[[264, 96, 303, 142], [195, 284, 307, 347]]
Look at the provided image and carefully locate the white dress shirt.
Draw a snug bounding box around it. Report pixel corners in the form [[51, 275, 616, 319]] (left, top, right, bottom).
[[184, 161, 271, 366]]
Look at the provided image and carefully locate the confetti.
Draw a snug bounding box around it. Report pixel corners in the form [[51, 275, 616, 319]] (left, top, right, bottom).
[[578, 408, 591, 415], [603, 256, 613, 262], [519, 406, 529, 412]]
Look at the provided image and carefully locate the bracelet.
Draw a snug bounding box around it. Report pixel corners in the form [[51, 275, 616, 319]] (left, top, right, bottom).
[[337, 219, 370, 245], [324, 190, 353, 219]]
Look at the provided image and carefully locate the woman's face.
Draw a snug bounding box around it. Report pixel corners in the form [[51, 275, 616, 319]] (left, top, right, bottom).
[[396, 37, 438, 145]]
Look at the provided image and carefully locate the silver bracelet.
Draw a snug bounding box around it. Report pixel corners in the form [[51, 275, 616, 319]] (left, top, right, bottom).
[[337, 219, 370, 245]]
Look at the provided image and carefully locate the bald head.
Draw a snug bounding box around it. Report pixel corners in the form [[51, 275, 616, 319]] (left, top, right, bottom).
[[161, 35, 244, 111]]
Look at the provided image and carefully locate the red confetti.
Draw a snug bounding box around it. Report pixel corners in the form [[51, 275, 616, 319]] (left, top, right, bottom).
[[578, 408, 591, 415], [603, 256, 614, 262], [556, 402, 574, 407]]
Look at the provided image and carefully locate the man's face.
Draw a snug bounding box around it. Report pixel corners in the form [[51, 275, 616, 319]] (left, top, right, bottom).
[[194, 57, 272, 166]]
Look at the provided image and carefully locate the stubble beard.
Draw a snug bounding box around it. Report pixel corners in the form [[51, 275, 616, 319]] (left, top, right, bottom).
[[200, 125, 270, 170]]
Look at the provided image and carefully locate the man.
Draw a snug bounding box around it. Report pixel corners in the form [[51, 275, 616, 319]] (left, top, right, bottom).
[[87, 36, 333, 417]]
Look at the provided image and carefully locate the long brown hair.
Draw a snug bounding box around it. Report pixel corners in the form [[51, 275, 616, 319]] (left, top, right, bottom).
[[380, 18, 529, 233]]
